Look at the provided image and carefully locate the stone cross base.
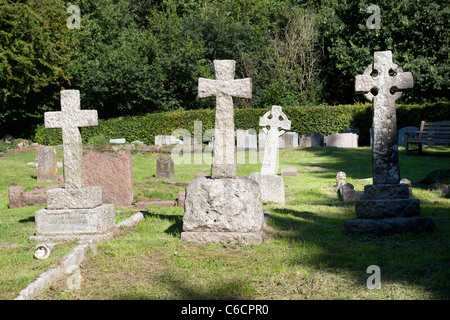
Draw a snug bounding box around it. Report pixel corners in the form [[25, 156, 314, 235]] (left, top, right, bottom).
[[181, 231, 262, 245], [344, 217, 435, 236], [182, 177, 263, 245], [346, 183, 435, 235], [248, 172, 285, 205], [30, 203, 115, 243]]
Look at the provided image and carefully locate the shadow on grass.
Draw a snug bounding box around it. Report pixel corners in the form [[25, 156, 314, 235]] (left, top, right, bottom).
[[268, 206, 450, 299], [19, 216, 34, 223], [144, 212, 183, 237]]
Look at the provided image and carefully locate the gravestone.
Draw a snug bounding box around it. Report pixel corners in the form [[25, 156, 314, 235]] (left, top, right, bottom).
[[236, 129, 249, 150], [156, 157, 174, 179], [30, 90, 115, 243], [398, 126, 419, 147], [197, 60, 252, 179], [36, 146, 58, 183], [182, 60, 262, 245], [260, 106, 291, 175], [155, 135, 176, 146], [345, 51, 434, 235], [325, 132, 358, 148], [84, 151, 133, 206], [244, 134, 258, 151], [249, 106, 291, 205], [280, 132, 298, 149], [299, 133, 324, 147]]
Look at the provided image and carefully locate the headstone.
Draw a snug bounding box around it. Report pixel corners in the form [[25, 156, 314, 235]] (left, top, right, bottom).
[[109, 138, 126, 144], [248, 106, 291, 205], [345, 51, 434, 235], [156, 157, 174, 179], [325, 132, 358, 148], [155, 135, 176, 146], [30, 90, 115, 243], [244, 134, 258, 151], [260, 106, 291, 175], [236, 129, 249, 150], [281, 166, 297, 177], [299, 133, 324, 147], [36, 146, 58, 182], [182, 60, 262, 245], [197, 60, 252, 179], [280, 132, 298, 149], [84, 151, 133, 206], [398, 126, 419, 147]]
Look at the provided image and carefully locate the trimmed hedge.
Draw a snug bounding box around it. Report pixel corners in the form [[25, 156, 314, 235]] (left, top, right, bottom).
[[33, 101, 450, 147]]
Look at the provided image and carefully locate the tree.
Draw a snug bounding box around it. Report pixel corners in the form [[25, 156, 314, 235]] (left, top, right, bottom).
[[0, 0, 72, 136]]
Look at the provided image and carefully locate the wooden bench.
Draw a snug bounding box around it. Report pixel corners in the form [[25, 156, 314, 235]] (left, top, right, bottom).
[[405, 120, 450, 154]]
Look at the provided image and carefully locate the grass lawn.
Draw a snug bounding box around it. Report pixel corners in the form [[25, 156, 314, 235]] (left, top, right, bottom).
[[0, 144, 449, 300]]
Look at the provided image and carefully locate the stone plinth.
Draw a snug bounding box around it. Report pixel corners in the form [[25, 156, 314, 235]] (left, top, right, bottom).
[[30, 204, 115, 242], [344, 217, 435, 236], [249, 172, 285, 205], [181, 176, 263, 245]]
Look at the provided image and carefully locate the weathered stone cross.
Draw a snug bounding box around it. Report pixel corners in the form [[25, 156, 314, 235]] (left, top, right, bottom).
[[355, 51, 413, 184], [259, 105, 291, 175], [44, 90, 98, 189], [198, 60, 252, 179]]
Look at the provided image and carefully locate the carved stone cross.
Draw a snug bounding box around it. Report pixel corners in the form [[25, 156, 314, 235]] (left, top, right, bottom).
[[259, 106, 291, 175], [355, 51, 413, 184], [198, 60, 252, 179], [44, 90, 98, 189]]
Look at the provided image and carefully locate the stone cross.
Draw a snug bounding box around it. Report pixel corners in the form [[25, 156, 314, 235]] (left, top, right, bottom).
[[44, 90, 98, 189], [259, 106, 291, 175], [355, 51, 413, 184], [198, 60, 252, 179]]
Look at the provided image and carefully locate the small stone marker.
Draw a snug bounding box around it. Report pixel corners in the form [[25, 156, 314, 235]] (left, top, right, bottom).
[[198, 60, 252, 179], [260, 106, 291, 175], [345, 51, 434, 235], [30, 90, 115, 243], [177, 191, 186, 207], [155, 135, 176, 146], [156, 157, 174, 179], [281, 166, 297, 177], [36, 146, 58, 183], [109, 138, 126, 144]]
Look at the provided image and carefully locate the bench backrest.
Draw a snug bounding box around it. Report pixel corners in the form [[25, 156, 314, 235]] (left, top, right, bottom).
[[418, 120, 450, 142]]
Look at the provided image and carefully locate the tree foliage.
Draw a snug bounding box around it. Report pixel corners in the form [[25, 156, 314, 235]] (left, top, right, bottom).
[[0, 0, 448, 138]]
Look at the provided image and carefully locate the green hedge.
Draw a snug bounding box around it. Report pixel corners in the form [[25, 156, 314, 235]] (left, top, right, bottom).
[[33, 101, 450, 147]]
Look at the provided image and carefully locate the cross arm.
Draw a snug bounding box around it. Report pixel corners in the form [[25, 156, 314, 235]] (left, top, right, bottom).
[[355, 75, 375, 94]]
